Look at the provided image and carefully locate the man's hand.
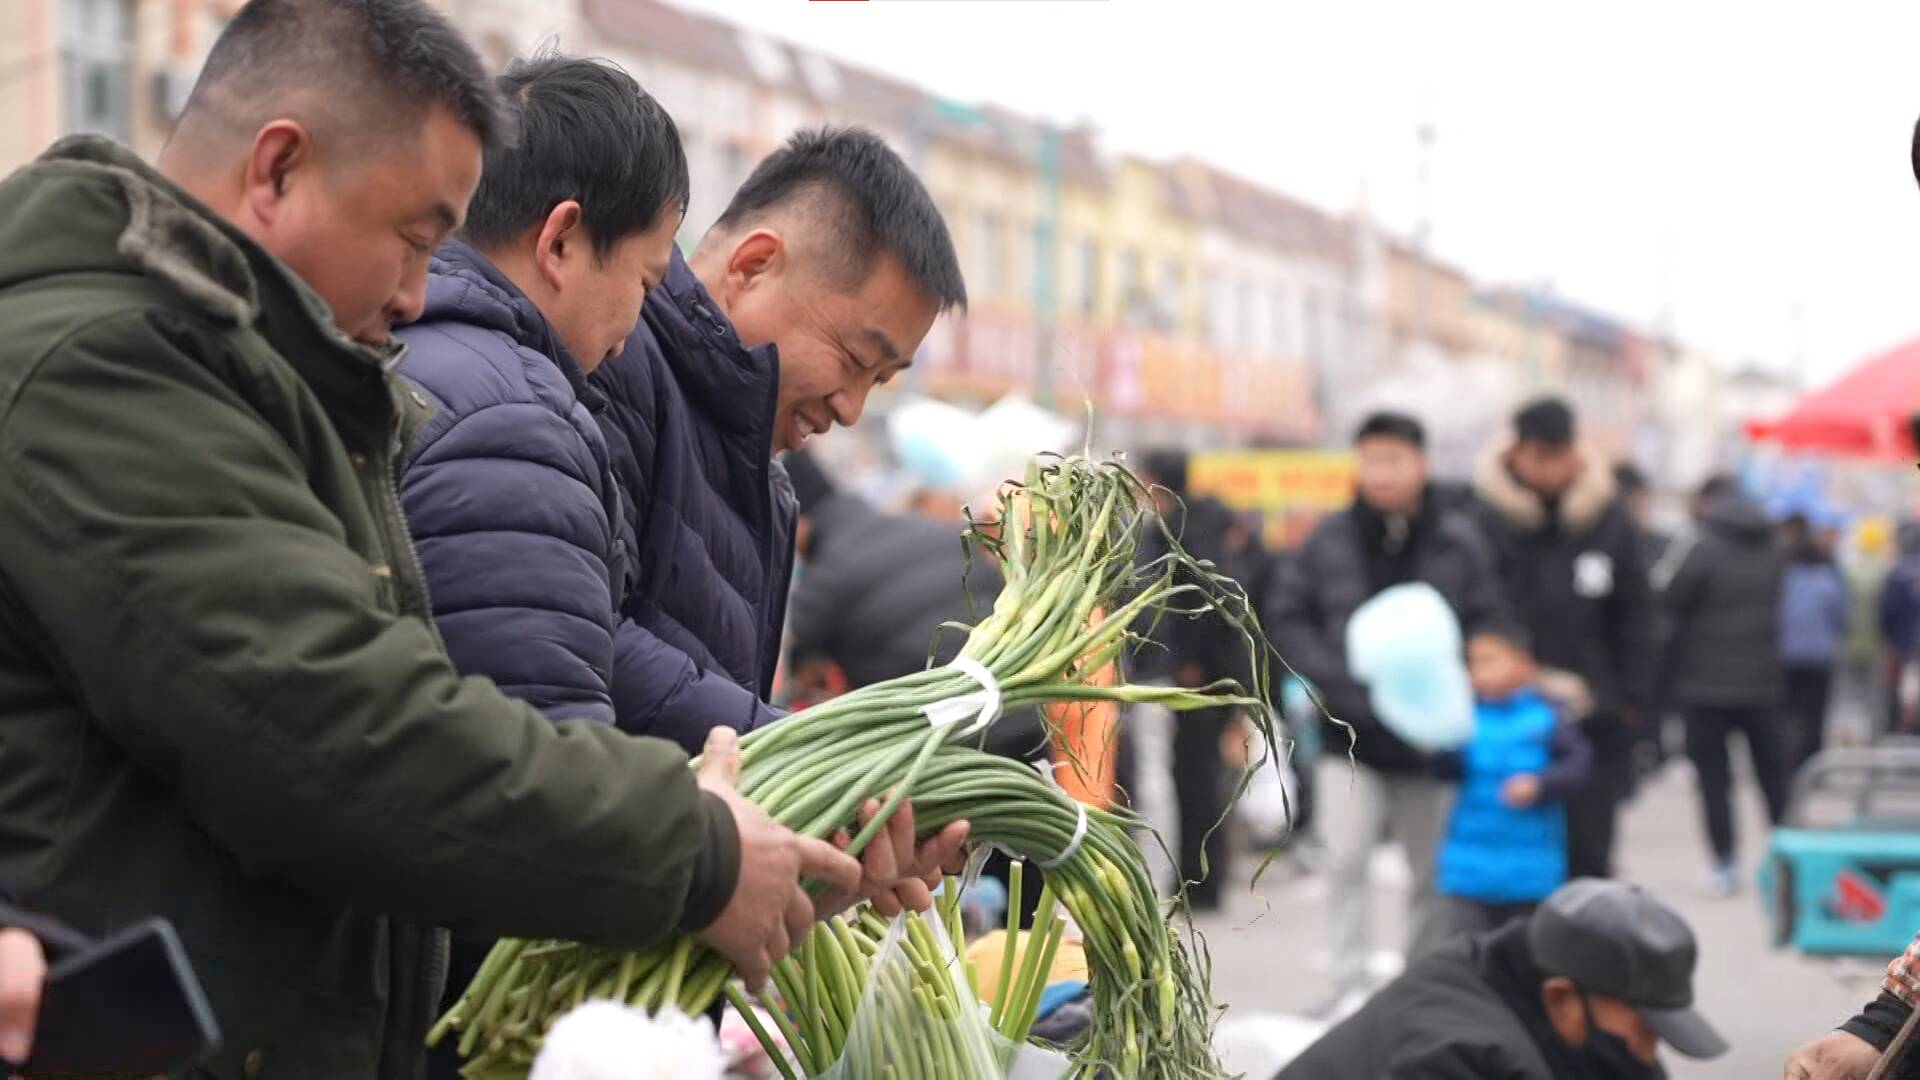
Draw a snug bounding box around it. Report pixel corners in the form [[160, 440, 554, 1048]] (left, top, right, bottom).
[[1501, 773, 1543, 808], [821, 798, 970, 919], [1783, 1031, 1880, 1080], [0, 927, 45, 1064], [693, 728, 861, 990]]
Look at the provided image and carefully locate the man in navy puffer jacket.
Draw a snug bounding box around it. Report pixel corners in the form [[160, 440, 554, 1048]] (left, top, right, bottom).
[[593, 126, 971, 750], [398, 55, 683, 727]]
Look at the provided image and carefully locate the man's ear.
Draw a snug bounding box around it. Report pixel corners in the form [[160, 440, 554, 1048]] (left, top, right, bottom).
[[1540, 976, 1588, 1048], [721, 228, 785, 301], [533, 200, 585, 294], [241, 119, 312, 227]]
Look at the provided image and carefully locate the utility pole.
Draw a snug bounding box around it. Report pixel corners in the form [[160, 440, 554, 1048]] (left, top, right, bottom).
[[1033, 123, 1062, 409], [1411, 122, 1436, 362]]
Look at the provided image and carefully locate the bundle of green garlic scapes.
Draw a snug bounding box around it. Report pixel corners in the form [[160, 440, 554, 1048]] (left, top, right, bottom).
[[429, 454, 1282, 1079]]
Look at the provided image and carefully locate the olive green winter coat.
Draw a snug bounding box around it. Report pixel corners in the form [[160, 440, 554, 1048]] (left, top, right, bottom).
[[0, 137, 737, 1079]]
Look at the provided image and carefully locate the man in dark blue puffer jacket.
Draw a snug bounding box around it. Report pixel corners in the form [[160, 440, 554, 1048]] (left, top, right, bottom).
[[593, 127, 970, 749], [398, 54, 684, 728]]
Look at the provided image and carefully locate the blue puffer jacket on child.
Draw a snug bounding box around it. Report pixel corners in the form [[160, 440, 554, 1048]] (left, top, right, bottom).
[[1439, 689, 1589, 904]]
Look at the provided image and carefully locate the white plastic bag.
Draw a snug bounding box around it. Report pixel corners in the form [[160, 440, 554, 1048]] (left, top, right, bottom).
[[1345, 582, 1475, 752], [817, 910, 1071, 1079]]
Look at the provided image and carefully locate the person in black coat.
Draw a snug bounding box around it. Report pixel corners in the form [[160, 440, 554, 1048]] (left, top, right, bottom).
[[1267, 412, 1506, 1004], [1125, 448, 1248, 912], [1662, 479, 1789, 896], [1278, 879, 1727, 1080], [784, 452, 1045, 764], [1469, 399, 1655, 882]]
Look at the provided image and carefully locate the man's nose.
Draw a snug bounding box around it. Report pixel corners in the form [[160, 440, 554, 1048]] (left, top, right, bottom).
[[389, 263, 430, 328]]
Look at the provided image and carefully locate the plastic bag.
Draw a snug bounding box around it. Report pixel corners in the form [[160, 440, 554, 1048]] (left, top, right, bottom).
[[817, 910, 1072, 1080], [1344, 582, 1475, 752]]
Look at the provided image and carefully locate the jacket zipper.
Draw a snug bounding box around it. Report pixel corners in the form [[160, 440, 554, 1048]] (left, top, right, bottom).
[[371, 393, 449, 1066]]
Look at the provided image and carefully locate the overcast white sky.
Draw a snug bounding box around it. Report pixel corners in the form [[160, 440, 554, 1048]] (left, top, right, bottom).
[[672, 0, 1920, 385]]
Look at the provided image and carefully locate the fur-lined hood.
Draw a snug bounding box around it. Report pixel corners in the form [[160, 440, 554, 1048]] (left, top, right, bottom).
[[1472, 437, 1618, 534]]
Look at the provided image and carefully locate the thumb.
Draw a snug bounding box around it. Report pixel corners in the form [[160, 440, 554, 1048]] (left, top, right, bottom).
[[695, 726, 742, 790]]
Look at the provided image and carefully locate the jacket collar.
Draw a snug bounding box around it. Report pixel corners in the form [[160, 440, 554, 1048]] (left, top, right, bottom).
[[1479, 923, 1604, 1079], [32, 137, 403, 449], [647, 246, 780, 440], [420, 239, 604, 412], [1473, 436, 1617, 535]]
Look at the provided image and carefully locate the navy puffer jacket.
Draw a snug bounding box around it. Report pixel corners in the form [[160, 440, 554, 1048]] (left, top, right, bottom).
[[395, 241, 629, 725], [591, 247, 789, 749]]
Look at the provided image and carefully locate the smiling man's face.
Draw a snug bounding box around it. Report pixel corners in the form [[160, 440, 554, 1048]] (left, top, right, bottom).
[[722, 241, 939, 457]]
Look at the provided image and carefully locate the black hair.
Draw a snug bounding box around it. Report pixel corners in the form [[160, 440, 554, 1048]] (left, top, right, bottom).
[[1513, 397, 1576, 447], [1139, 448, 1191, 495], [1472, 620, 1534, 656], [1613, 462, 1647, 495], [1696, 473, 1737, 504], [184, 0, 505, 150], [1911, 114, 1920, 190], [462, 51, 689, 256], [715, 126, 966, 311], [1353, 411, 1427, 450]]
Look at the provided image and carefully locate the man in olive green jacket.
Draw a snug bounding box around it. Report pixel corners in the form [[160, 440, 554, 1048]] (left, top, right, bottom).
[[0, 2, 861, 1076]]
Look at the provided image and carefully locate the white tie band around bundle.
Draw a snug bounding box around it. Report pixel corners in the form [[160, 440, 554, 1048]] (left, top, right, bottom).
[[921, 656, 1002, 736], [1031, 759, 1089, 870]]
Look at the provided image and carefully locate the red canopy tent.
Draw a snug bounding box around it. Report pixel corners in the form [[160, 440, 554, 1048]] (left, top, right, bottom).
[[1746, 336, 1920, 460]]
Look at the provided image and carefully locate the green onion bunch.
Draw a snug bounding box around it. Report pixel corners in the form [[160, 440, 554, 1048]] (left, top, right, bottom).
[[430, 454, 1278, 1078]]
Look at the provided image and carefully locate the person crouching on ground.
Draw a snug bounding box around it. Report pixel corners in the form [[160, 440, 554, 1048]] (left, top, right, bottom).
[[1278, 878, 1729, 1079], [1434, 627, 1595, 940]]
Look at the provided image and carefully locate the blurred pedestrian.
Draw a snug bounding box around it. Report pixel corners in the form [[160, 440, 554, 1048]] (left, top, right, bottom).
[[1268, 412, 1505, 1013], [1129, 448, 1246, 912], [1840, 517, 1895, 745], [1782, 927, 1920, 1080], [1615, 462, 1677, 787], [1433, 628, 1594, 940], [1878, 521, 1920, 737], [1662, 477, 1789, 897], [1778, 513, 1850, 775], [1470, 398, 1655, 881], [1278, 879, 1728, 1079]]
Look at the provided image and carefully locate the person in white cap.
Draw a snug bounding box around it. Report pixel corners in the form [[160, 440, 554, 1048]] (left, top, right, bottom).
[[1278, 878, 1728, 1079]]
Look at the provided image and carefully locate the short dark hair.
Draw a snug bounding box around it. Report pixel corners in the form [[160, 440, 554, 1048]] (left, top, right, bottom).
[[1354, 411, 1426, 450], [1140, 448, 1191, 494], [1514, 397, 1576, 447], [462, 52, 688, 256], [1472, 621, 1534, 656], [1613, 462, 1647, 495], [714, 127, 967, 311], [1696, 473, 1737, 503], [183, 0, 505, 151]]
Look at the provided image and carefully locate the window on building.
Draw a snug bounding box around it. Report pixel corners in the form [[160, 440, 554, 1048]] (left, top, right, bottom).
[[974, 210, 1003, 300], [1237, 278, 1257, 353], [1304, 290, 1324, 361], [1119, 249, 1142, 307], [1031, 223, 1049, 308], [1077, 237, 1101, 315], [62, 0, 133, 143]]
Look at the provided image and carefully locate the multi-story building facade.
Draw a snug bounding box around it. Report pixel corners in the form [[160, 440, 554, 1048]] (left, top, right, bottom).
[[0, 0, 1726, 483]]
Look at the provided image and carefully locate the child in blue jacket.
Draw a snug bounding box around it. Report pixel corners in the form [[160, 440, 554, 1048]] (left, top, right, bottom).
[[1434, 627, 1594, 940]]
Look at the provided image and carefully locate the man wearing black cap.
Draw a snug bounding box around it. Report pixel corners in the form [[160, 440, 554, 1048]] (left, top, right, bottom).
[[1471, 398, 1655, 881], [1279, 878, 1728, 1079]]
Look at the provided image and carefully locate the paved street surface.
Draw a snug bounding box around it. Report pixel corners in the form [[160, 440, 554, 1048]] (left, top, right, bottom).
[[1196, 761, 1885, 1079]]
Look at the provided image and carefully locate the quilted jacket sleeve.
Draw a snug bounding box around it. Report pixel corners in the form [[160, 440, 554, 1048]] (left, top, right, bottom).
[[401, 348, 619, 725]]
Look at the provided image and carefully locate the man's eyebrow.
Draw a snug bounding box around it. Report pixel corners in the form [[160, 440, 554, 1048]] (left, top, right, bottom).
[[859, 326, 903, 366]]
